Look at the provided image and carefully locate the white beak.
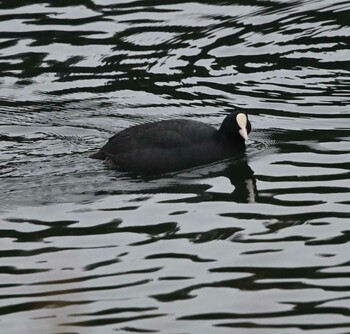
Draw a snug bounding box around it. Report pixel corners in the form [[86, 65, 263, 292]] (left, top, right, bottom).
[[239, 128, 249, 142]]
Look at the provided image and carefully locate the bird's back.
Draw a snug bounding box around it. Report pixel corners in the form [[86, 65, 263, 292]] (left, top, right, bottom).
[[99, 119, 215, 154]]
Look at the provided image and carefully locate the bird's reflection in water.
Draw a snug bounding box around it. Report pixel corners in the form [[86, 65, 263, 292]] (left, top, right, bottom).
[[206, 154, 258, 204], [137, 153, 258, 205], [106, 152, 258, 205]]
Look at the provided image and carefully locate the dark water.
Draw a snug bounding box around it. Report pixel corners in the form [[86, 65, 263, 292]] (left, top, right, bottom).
[[1, 0, 350, 333]]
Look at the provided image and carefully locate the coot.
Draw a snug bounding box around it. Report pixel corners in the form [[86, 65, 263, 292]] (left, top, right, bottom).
[[91, 112, 251, 174]]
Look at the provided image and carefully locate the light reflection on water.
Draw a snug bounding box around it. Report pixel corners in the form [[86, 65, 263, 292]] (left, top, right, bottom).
[[0, 0, 349, 333]]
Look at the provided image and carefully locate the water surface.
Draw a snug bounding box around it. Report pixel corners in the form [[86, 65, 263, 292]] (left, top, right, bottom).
[[0, 0, 350, 333]]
